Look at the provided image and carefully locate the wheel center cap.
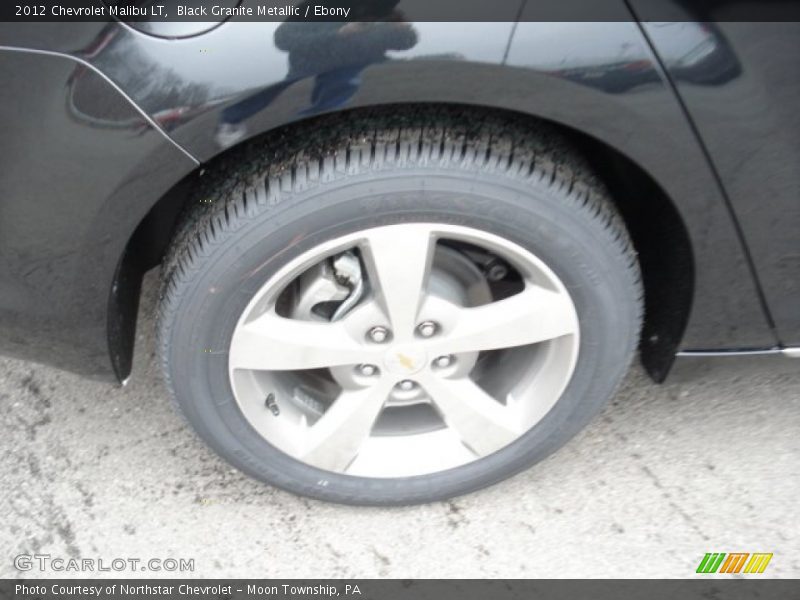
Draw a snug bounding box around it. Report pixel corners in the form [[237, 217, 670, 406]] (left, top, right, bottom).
[[384, 346, 428, 375]]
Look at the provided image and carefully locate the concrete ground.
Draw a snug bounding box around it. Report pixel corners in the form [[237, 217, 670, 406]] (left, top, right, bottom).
[[1, 270, 798, 579]]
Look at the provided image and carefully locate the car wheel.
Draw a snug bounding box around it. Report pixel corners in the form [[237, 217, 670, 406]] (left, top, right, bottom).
[[158, 109, 642, 505]]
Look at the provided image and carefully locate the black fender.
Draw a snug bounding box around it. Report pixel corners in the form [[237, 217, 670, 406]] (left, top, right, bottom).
[[0, 43, 197, 380]]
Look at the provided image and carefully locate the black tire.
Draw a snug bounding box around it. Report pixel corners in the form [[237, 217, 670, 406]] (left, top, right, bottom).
[[158, 107, 642, 505]]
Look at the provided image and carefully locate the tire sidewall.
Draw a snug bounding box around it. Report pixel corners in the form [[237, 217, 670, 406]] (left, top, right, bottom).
[[164, 168, 639, 504]]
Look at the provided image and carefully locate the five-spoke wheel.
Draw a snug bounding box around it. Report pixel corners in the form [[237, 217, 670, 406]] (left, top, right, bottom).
[[228, 224, 579, 477]]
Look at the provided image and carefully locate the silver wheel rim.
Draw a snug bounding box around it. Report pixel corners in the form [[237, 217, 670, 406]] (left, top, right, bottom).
[[228, 223, 580, 478]]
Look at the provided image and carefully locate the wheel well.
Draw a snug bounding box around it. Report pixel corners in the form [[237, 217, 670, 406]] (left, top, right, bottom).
[[114, 103, 693, 382], [565, 130, 694, 382]]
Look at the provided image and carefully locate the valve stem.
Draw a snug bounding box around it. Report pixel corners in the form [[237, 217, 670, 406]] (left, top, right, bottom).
[[265, 393, 280, 416]]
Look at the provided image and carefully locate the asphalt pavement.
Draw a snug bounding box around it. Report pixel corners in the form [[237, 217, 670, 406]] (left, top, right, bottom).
[[1, 270, 798, 578]]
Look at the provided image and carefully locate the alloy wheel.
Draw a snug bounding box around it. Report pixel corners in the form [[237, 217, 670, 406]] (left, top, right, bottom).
[[228, 223, 580, 477]]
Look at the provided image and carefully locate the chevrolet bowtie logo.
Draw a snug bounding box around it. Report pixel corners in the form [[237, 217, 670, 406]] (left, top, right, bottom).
[[397, 353, 416, 370], [385, 347, 426, 375]]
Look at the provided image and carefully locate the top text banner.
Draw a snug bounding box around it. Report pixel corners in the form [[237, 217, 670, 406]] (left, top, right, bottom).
[[2, 0, 800, 23]]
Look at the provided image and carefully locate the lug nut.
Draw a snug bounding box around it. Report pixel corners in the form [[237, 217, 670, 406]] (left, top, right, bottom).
[[397, 380, 416, 391], [368, 326, 390, 343], [358, 364, 378, 377], [417, 321, 438, 338], [433, 355, 454, 369]]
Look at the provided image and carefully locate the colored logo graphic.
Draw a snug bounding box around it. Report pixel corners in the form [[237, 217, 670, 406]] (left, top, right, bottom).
[[696, 553, 773, 574]]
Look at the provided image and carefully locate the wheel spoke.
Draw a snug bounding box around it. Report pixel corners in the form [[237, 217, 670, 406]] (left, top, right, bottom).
[[301, 380, 396, 472], [361, 225, 436, 341], [429, 284, 578, 355], [229, 310, 376, 371], [418, 374, 520, 456]]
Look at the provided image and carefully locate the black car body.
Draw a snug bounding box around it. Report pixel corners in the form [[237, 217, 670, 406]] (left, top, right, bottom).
[[2, 10, 797, 382]]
